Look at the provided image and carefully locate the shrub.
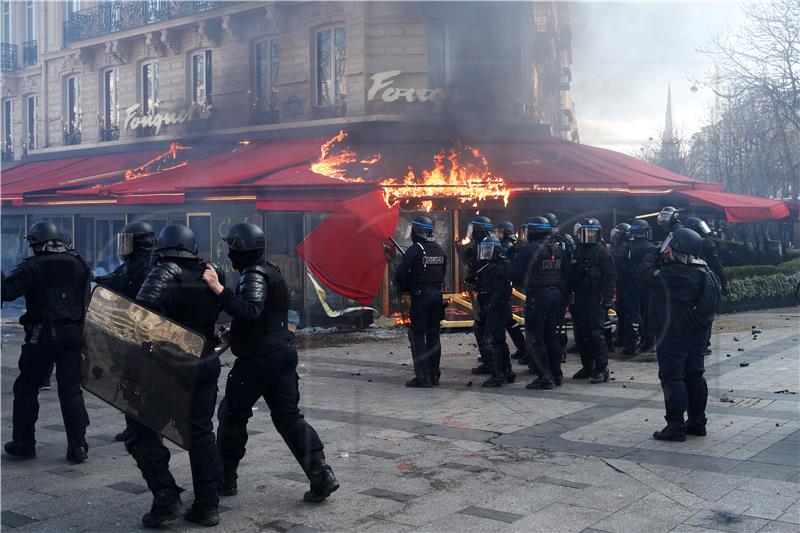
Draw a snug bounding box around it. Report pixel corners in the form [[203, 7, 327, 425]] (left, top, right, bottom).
[[785, 248, 800, 261], [726, 258, 800, 280], [724, 271, 800, 304], [713, 239, 760, 267]]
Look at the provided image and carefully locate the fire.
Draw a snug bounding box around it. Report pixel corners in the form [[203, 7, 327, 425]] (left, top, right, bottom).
[[311, 131, 511, 208], [125, 143, 190, 180]]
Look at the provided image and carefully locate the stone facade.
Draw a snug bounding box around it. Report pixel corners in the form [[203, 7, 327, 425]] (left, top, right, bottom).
[[0, 0, 578, 162]]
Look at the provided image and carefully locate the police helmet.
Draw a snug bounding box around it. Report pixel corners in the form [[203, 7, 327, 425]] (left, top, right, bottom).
[[467, 216, 493, 242], [627, 219, 651, 240], [542, 212, 558, 229], [225, 222, 266, 251], [153, 224, 198, 258], [477, 234, 502, 262], [657, 206, 681, 228], [660, 228, 703, 264], [26, 221, 61, 245], [573, 218, 602, 244], [524, 216, 551, 241], [610, 223, 631, 244], [117, 220, 155, 256], [408, 215, 435, 243], [496, 221, 517, 242], [682, 216, 712, 237]]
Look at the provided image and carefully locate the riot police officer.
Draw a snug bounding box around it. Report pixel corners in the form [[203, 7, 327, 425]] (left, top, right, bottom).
[[657, 206, 682, 233], [460, 216, 494, 375], [610, 223, 632, 349], [1, 222, 91, 463], [496, 221, 526, 361], [474, 235, 515, 387], [508, 217, 565, 389], [128, 224, 224, 527], [395, 216, 447, 388], [569, 218, 616, 383], [542, 212, 575, 360], [620, 220, 659, 355], [93, 221, 155, 443], [202, 222, 339, 503], [643, 228, 720, 441]]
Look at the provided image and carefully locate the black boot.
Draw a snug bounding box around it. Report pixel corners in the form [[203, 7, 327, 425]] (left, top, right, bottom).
[[481, 375, 506, 387], [184, 496, 220, 527], [219, 467, 238, 496], [687, 418, 707, 437], [405, 377, 433, 388], [66, 431, 89, 464], [621, 345, 639, 357], [4, 440, 35, 459], [590, 368, 609, 384], [304, 460, 339, 503], [142, 488, 183, 528], [471, 363, 491, 375], [528, 345, 554, 389], [653, 421, 687, 442], [525, 377, 555, 390], [114, 426, 133, 443], [572, 367, 592, 379]]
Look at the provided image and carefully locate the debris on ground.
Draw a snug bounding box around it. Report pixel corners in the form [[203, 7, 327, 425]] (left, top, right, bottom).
[[739, 362, 749, 367], [720, 396, 735, 403], [751, 327, 762, 334], [738, 348, 745, 351], [774, 389, 797, 395]]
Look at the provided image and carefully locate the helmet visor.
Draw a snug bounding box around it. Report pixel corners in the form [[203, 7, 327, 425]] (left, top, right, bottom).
[[116, 233, 136, 256], [576, 225, 601, 244], [694, 220, 712, 236], [659, 233, 674, 255], [610, 228, 621, 243], [464, 224, 474, 242], [657, 209, 675, 226], [478, 241, 496, 261]]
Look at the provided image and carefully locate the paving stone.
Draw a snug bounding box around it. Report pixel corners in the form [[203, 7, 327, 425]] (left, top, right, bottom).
[[275, 471, 308, 483], [777, 501, 800, 524], [0, 510, 38, 528], [358, 448, 404, 460], [106, 481, 148, 495], [726, 461, 799, 481], [438, 462, 486, 473], [263, 519, 322, 532], [457, 505, 524, 523], [45, 466, 86, 479], [590, 498, 697, 533], [684, 509, 770, 532], [359, 488, 418, 503], [535, 475, 591, 489], [509, 502, 611, 533], [40, 424, 64, 432]]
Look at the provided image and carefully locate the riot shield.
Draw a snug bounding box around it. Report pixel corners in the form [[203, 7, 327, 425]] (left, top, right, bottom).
[[81, 286, 205, 449]]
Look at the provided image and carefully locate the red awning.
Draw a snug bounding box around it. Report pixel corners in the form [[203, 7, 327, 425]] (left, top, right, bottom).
[[1, 151, 160, 202], [677, 189, 790, 222]]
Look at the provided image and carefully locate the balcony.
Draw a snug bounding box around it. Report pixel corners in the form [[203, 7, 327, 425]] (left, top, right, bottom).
[[22, 40, 37, 66], [63, 1, 227, 47], [1, 43, 17, 71], [1, 141, 14, 162], [99, 126, 120, 142]]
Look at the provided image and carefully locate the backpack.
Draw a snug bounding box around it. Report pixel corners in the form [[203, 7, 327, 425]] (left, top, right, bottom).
[[692, 266, 722, 325]]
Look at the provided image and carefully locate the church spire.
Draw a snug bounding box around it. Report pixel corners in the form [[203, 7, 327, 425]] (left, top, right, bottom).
[[663, 83, 675, 144]]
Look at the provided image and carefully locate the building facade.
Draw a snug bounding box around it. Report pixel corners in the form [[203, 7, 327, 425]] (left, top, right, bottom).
[[1, 0, 578, 161]]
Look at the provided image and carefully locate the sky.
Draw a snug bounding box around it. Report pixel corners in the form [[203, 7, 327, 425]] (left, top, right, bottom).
[[569, 1, 746, 154]]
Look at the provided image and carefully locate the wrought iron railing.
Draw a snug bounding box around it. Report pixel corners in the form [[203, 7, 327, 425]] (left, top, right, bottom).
[[64, 130, 82, 146], [63, 1, 228, 46], [100, 126, 120, 142], [22, 40, 37, 66], [1, 142, 14, 161], [1, 43, 17, 71]]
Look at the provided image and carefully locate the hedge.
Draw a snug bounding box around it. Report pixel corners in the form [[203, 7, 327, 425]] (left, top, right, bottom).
[[726, 258, 800, 281], [724, 271, 800, 304]]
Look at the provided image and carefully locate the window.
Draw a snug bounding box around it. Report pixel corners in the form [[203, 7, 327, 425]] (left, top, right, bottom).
[[67, 0, 80, 15], [141, 61, 159, 115], [25, 95, 35, 151], [191, 50, 212, 105], [25, 1, 35, 41], [2, 1, 11, 43], [101, 68, 119, 141], [65, 75, 80, 144], [2, 98, 12, 159], [315, 27, 346, 108], [427, 22, 446, 89], [255, 39, 279, 113]]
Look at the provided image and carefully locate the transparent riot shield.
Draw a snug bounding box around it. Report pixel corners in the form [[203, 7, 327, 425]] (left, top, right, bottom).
[[81, 286, 206, 449]]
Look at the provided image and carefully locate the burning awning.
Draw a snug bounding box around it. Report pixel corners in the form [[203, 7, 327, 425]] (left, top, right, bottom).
[[676, 189, 790, 222], [1, 151, 161, 203]]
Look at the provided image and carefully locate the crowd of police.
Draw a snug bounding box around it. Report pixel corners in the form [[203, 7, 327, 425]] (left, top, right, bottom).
[[394, 206, 723, 441], [1, 220, 338, 528]]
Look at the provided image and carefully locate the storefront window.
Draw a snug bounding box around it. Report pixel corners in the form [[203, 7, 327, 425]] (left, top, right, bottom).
[[1, 215, 27, 273], [191, 50, 212, 105]]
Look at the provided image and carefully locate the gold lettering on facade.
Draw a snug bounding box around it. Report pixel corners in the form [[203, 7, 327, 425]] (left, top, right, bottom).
[[124, 103, 212, 135]]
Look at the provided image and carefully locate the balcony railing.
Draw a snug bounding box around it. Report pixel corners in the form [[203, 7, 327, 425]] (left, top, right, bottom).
[[100, 125, 120, 142], [22, 40, 37, 66], [1, 43, 17, 71], [63, 1, 228, 47]]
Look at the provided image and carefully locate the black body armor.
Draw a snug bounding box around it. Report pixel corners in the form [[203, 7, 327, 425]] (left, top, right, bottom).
[[19, 253, 91, 325], [410, 242, 446, 289]]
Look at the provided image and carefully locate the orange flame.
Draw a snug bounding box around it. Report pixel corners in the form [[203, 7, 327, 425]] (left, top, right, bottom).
[[310, 131, 511, 208], [125, 143, 190, 181]]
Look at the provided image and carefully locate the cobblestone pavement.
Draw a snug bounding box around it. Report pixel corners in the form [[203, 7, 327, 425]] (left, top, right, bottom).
[[1, 308, 799, 532]]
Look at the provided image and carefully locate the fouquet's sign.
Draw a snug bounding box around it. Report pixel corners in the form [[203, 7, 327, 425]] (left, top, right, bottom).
[[124, 103, 212, 135], [367, 70, 444, 105]]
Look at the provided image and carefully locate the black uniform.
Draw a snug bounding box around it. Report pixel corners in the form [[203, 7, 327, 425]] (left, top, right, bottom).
[[499, 236, 526, 359], [395, 241, 447, 386], [461, 239, 491, 370], [217, 260, 335, 497], [617, 239, 659, 353], [643, 256, 719, 436], [1, 251, 92, 458], [549, 231, 575, 357], [508, 239, 565, 388], [127, 257, 223, 510], [94, 250, 151, 299], [474, 254, 515, 386], [569, 243, 616, 380]]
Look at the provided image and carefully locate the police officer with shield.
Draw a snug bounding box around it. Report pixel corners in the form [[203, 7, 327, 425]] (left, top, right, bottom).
[[460, 216, 494, 375], [643, 228, 721, 441], [508, 217, 566, 389], [542, 213, 575, 360], [202, 222, 339, 503], [1, 222, 91, 463], [496, 221, 527, 361], [93, 220, 156, 443], [569, 218, 616, 383], [395, 216, 447, 388], [128, 224, 225, 527]]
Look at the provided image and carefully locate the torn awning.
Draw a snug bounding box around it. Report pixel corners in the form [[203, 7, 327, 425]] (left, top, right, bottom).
[[296, 190, 399, 305], [677, 189, 790, 222]]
